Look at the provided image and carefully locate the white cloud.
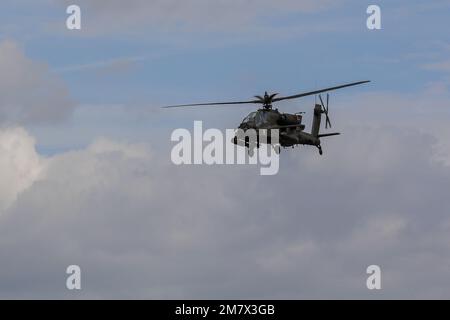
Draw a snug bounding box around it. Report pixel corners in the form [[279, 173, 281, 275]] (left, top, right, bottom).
[[0, 127, 43, 211], [0, 40, 75, 124], [1, 124, 450, 298]]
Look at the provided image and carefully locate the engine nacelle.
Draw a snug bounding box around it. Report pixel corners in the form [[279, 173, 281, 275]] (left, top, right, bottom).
[[278, 113, 302, 125]]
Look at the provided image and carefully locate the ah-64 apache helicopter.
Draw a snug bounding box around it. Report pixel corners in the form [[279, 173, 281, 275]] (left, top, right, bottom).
[[162, 80, 370, 155]]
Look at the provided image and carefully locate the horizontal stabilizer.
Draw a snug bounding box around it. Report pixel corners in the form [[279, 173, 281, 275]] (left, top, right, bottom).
[[317, 133, 340, 138]]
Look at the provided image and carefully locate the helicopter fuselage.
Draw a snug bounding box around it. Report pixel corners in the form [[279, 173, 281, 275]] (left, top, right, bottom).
[[233, 108, 320, 149]]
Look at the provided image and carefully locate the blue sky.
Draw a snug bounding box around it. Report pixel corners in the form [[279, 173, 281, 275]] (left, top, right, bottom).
[[4, 1, 449, 104], [0, 0, 445, 154]]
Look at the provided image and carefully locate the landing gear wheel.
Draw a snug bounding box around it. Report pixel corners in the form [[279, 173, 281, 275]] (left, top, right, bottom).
[[318, 145, 323, 155]]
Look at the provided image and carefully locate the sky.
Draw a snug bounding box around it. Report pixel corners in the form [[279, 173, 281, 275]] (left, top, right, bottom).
[[0, 0, 450, 299]]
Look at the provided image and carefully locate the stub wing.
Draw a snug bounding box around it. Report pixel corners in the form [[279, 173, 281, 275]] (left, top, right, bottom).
[[267, 124, 305, 130]]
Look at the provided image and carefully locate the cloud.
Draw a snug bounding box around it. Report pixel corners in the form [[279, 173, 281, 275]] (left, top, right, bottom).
[[54, 0, 339, 38], [420, 41, 450, 73], [423, 60, 450, 72], [56, 56, 148, 74], [1, 0, 449, 299], [0, 40, 75, 124], [1, 123, 450, 298], [323, 84, 450, 166], [0, 127, 43, 211]]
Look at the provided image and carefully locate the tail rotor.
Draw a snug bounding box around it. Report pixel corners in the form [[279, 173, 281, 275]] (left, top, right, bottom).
[[318, 93, 332, 129]]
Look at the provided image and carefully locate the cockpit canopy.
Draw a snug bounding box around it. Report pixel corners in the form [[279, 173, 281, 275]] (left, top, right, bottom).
[[242, 112, 257, 123], [241, 110, 279, 128]]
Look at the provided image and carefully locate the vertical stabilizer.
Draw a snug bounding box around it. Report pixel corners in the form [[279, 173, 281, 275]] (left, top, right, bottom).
[[311, 104, 322, 137]]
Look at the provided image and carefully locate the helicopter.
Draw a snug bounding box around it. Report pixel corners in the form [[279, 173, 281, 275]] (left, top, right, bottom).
[[162, 80, 370, 156]]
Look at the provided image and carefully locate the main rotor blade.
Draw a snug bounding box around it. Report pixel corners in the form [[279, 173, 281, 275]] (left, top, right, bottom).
[[161, 100, 261, 108], [272, 80, 370, 103]]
